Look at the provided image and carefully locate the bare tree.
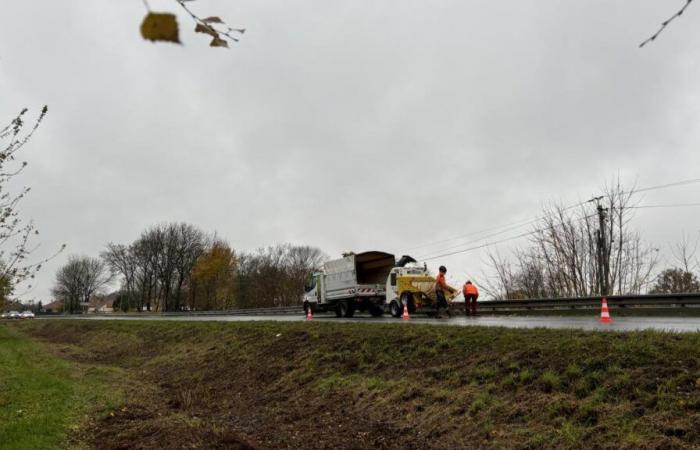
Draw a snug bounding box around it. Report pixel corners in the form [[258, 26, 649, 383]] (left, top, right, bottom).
[[650, 268, 700, 293], [130, 223, 208, 311], [649, 232, 700, 294], [132, 230, 161, 311], [101, 243, 139, 309], [486, 180, 658, 299], [480, 251, 516, 300], [670, 231, 700, 274], [283, 245, 327, 302], [170, 222, 209, 310], [0, 106, 65, 310], [237, 244, 327, 308], [52, 255, 112, 313]]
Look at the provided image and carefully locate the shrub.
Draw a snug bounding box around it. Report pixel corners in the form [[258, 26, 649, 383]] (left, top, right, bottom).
[[540, 370, 561, 392], [519, 368, 534, 384]]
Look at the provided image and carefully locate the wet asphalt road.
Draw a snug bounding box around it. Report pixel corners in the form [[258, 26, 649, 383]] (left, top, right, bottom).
[[37, 313, 700, 333]]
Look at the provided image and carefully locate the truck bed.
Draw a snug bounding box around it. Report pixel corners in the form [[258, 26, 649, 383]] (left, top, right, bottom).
[[325, 284, 385, 301]]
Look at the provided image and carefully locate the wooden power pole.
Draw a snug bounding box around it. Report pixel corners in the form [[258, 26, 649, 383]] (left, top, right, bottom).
[[592, 197, 610, 296]]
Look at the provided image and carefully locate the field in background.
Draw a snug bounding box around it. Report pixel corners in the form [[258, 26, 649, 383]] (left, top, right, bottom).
[[2, 320, 700, 449]]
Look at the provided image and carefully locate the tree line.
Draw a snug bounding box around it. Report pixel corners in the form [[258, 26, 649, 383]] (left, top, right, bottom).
[[52, 222, 326, 313], [482, 180, 700, 300]]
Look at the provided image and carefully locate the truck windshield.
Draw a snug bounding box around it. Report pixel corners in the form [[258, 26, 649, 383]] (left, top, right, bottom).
[[304, 276, 316, 292]]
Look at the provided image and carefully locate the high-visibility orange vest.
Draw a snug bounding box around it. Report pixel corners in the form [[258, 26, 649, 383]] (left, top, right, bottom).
[[463, 283, 479, 297], [436, 272, 447, 290]]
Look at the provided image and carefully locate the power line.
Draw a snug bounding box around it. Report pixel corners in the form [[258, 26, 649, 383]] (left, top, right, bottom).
[[421, 230, 536, 262], [629, 202, 700, 209], [401, 216, 541, 253], [421, 198, 700, 262], [401, 200, 588, 254], [421, 213, 597, 262], [404, 177, 700, 258], [626, 177, 700, 195], [414, 218, 545, 259], [414, 200, 592, 259]]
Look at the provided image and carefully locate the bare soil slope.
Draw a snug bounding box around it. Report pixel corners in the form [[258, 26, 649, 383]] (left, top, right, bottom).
[[10, 320, 700, 449]]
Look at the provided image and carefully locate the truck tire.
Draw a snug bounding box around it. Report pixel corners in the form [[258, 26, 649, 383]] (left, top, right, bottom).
[[345, 301, 356, 318], [401, 292, 416, 314], [389, 300, 401, 318], [369, 304, 384, 317], [335, 301, 347, 318]]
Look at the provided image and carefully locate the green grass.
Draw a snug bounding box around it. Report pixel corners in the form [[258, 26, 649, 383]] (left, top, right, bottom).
[[0, 325, 112, 450]]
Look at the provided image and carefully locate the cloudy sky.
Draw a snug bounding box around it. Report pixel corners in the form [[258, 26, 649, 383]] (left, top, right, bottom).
[[1, 0, 699, 300]]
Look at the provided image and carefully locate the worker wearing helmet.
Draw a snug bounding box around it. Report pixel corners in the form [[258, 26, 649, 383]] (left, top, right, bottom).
[[463, 280, 479, 316], [435, 266, 451, 318]]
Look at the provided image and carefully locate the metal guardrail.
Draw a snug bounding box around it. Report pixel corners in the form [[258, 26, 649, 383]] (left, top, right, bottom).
[[36, 294, 700, 317], [35, 306, 305, 317], [477, 293, 700, 311], [160, 306, 303, 316]]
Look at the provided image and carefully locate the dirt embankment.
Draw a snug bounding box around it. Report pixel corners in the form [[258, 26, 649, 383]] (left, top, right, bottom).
[[11, 320, 700, 450]]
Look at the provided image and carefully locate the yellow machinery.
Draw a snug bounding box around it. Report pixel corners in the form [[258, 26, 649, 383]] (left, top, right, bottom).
[[387, 265, 458, 317]]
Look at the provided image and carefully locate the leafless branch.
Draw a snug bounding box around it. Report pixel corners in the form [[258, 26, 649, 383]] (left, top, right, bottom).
[[640, 0, 693, 48]]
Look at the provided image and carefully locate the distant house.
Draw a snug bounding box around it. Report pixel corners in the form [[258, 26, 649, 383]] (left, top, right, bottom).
[[42, 292, 119, 314], [43, 300, 64, 313], [88, 293, 117, 314]]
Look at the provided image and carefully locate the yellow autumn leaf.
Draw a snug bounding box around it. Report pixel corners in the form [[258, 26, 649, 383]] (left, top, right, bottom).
[[195, 23, 218, 38], [210, 37, 229, 48], [203, 16, 224, 24], [140, 12, 180, 44]]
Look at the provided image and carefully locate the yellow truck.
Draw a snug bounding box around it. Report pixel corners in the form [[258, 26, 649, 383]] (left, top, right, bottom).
[[386, 256, 458, 317]]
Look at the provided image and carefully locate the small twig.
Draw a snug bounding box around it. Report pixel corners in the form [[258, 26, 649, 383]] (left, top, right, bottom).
[[174, 0, 245, 45], [640, 0, 693, 48]]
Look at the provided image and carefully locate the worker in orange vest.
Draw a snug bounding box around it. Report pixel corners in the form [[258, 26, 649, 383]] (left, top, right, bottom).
[[462, 280, 479, 316], [435, 265, 452, 318]]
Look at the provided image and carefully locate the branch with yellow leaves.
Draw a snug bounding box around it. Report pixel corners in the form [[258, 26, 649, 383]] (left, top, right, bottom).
[[140, 0, 245, 48]]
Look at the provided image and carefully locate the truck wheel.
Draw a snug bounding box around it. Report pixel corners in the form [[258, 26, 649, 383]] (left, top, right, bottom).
[[389, 300, 401, 318], [335, 301, 347, 318], [401, 292, 416, 314], [345, 301, 356, 318], [369, 305, 384, 317]]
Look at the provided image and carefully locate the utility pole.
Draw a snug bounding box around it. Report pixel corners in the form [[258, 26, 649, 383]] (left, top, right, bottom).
[[590, 196, 609, 296]]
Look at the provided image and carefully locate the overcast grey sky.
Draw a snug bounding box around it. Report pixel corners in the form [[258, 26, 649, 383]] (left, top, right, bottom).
[[1, 0, 699, 300]]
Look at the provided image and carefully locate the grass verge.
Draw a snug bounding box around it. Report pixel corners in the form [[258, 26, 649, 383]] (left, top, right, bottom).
[[4, 319, 700, 449], [0, 324, 117, 450]]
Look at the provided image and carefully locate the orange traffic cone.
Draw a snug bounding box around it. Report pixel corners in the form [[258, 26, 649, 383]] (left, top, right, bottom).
[[402, 303, 410, 321], [599, 297, 612, 324], [306, 305, 313, 321]]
